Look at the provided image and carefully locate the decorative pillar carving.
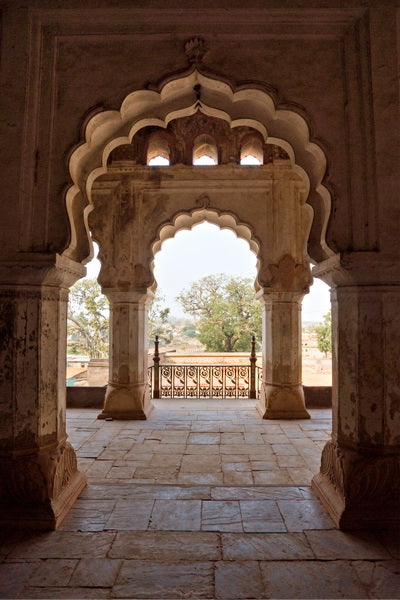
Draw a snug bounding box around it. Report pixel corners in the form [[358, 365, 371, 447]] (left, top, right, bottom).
[[257, 254, 311, 419], [0, 255, 87, 530], [312, 253, 400, 530], [98, 288, 153, 420]]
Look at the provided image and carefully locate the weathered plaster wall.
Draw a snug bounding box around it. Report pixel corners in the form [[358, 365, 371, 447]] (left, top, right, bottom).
[[1, 1, 399, 262]]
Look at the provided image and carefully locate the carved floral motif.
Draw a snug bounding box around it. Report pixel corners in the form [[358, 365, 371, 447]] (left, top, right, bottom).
[[268, 254, 312, 292], [52, 442, 78, 498], [320, 441, 345, 495], [320, 440, 400, 507], [184, 37, 209, 65]]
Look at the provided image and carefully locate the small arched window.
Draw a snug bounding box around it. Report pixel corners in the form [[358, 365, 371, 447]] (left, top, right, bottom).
[[193, 134, 218, 165], [240, 134, 263, 165], [147, 134, 170, 166]]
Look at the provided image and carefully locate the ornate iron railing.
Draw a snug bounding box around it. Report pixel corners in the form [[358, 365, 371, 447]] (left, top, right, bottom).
[[148, 336, 262, 399]]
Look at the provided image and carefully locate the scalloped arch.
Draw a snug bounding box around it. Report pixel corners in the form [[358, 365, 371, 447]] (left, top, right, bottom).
[[65, 68, 334, 265], [150, 207, 261, 294]]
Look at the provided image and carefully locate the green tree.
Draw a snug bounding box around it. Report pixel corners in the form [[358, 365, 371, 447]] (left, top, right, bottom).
[[68, 278, 109, 358], [177, 274, 262, 352], [148, 295, 173, 346], [68, 280, 173, 357], [315, 310, 332, 356]]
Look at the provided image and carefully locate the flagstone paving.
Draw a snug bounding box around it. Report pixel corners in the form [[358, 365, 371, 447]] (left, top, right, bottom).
[[0, 399, 399, 599]]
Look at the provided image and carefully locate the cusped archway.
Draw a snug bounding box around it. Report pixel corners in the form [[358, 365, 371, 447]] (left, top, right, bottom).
[[150, 206, 261, 294], [64, 68, 333, 267]]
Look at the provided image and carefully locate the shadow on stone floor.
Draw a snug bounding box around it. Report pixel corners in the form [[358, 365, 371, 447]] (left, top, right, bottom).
[[0, 401, 399, 599]]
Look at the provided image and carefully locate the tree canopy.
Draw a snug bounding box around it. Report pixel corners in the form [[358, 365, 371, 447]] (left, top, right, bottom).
[[148, 295, 173, 347], [315, 310, 332, 356], [177, 274, 262, 352], [68, 278, 109, 358], [68, 279, 172, 357]]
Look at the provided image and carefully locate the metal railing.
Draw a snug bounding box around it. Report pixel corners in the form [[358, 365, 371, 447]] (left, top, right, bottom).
[[148, 336, 262, 399]]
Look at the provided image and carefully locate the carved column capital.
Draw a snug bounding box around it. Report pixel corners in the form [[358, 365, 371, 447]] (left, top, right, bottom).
[[260, 254, 312, 293], [0, 253, 85, 289], [103, 287, 152, 304], [313, 252, 400, 288]]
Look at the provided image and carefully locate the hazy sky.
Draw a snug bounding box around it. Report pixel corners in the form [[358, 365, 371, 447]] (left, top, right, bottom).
[[87, 222, 330, 322]]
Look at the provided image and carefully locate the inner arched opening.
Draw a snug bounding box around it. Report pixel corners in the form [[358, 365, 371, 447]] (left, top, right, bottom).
[[152, 221, 259, 353], [149, 215, 263, 406]]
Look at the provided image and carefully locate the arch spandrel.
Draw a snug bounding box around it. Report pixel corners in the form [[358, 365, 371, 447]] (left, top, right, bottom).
[[88, 163, 312, 294], [65, 69, 333, 266]]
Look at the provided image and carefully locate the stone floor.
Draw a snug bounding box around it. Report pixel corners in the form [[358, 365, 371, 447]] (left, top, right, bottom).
[[1, 399, 399, 599]]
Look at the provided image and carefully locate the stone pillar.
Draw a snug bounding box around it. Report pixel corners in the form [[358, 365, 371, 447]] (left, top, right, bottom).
[[98, 289, 153, 420], [256, 290, 310, 419], [0, 255, 87, 530], [312, 254, 400, 530], [256, 254, 311, 419]]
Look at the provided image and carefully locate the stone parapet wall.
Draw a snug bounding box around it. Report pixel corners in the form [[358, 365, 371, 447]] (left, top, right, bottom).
[[67, 385, 331, 409]]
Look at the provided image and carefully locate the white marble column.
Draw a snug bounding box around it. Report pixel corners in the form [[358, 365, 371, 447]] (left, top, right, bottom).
[[312, 254, 400, 530], [256, 290, 310, 419], [98, 289, 153, 420], [0, 255, 87, 530]]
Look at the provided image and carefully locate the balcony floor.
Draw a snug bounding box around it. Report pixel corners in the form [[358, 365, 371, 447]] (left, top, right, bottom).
[[1, 400, 399, 599]]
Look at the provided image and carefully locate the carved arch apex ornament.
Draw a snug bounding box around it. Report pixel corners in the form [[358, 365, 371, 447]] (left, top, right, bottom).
[[184, 37, 209, 66], [65, 68, 333, 266], [268, 254, 313, 292], [195, 193, 211, 209]]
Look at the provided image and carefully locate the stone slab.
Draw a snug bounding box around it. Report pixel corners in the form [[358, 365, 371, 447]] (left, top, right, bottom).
[[113, 560, 214, 598], [0, 562, 38, 598], [150, 499, 202, 530], [109, 531, 221, 560], [239, 500, 286, 532], [69, 558, 122, 587], [352, 560, 400, 599], [29, 559, 78, 586], [305, 530, 391, 559], [105, 499, 154, 530], [222, 532, 314, 560], [202, 500, 243, 532], [211, 486, 304, 500], [215, 561, 265, 599], [260, 560, 367, 598], [19, 586, 112, 598], [277, 499, 335, 531], [10, 532, 116, 559]]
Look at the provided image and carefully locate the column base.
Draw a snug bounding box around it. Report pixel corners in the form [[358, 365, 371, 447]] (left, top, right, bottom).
[[256, 383, 310, 419], [0, 471, 86, 531], [0, 442, 86, 531], [98, 382, 153, 420], [312, 441, 400, 530]]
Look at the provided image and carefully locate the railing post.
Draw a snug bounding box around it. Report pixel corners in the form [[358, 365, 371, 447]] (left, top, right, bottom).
[[153, 335, 160, 399], [249, 335, 257, 399]]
